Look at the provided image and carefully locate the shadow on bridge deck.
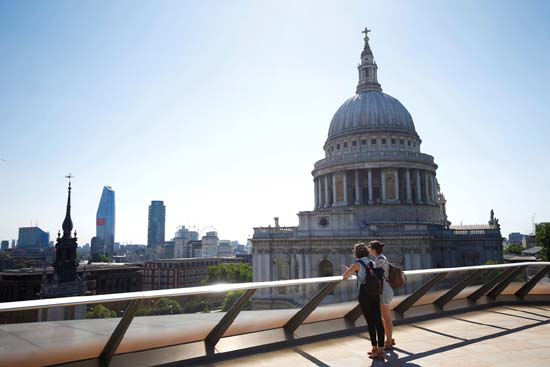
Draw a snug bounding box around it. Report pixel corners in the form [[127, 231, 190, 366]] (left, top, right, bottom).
[[205, 305, 549, 367]]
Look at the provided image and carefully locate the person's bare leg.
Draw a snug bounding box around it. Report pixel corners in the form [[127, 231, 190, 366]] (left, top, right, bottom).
[[381, 304, 393, 345]]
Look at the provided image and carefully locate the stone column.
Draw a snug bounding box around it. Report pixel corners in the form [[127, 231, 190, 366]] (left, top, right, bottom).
[[305, 251, 311, 278], [416, 169, 422, 204], [343, 172, 348, 205], [263, 250, 270, 281], [368, 169, 373, 204], [332, 174, 337, 206], [253, 250, 259, 282], [424, 171, 430, 204], [406, 169, 412, 203], [432, 175, 437, 202], [290, 252, 295, 280], [314, 179, 319, 209], [354, 170, 360, 205], [381, 169, 387, 202], [317, 177, 323, 209], [324, 175, 330, 208], [394, 168, 399, 202]]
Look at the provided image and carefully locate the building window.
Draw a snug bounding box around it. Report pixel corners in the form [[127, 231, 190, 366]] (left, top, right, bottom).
[[382, 139, 387, 145], [413, 142, 416, 147], [352, 140, 357, 147], [400, 139, 404, 145], [361, 139, 367, 145], [336, 176, 344, 202], [391, 139, 396, 145], [407, 140, 411, 146], [319, 259, 334, 277], [343, 142, 348, 148], [336, 143, 340, 150], [371, 139, 377, 145], [331, 145, 334, 152]]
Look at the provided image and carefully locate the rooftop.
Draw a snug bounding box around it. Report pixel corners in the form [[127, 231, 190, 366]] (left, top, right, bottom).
[[0, 262, 547, 366], [209, 305, 550, 367]]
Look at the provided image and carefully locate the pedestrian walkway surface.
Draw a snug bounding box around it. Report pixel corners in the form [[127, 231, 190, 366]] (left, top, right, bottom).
[[204, 305, 550, 367]]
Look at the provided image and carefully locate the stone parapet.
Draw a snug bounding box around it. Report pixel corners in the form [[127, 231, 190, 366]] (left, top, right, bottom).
[[313, 150, 436, 173]]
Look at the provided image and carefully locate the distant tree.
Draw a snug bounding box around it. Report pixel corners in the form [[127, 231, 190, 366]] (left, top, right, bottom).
[[536, 223, 550, 261], [504, 243, 523, 255], [99, 254, 111, 263], [221, 290, 250, 312], [203, 263, 252, 285], [137, 298, 182, 316], [152, 297, 182, 315], [86, 304, 116, 319]]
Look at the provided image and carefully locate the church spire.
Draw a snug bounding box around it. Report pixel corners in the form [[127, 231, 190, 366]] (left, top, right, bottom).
[[356, 27, 382, 93], [52, 174, 79, 283], [62, 174, 74, 237]]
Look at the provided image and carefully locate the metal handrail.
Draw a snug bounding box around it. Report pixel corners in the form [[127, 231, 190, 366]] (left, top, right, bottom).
[[0, 261, 548, 312], [1, 262, 549, 367]]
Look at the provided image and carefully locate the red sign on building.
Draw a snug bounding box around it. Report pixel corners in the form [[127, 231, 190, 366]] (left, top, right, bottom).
[[96, 218, 106, 226]]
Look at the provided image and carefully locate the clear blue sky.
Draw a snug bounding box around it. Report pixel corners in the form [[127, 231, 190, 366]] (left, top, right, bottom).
[[0, 0, 549, 245]]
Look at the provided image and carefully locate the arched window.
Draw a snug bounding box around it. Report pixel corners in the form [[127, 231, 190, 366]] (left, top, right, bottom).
[[277, 261, 290, 295], [386, 173, 396, 200], [318, 259, 334, 277], [277, 261, 289, 281], [336, 177, 344, 202]]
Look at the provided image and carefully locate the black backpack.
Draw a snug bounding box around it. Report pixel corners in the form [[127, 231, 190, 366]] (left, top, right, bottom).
[[357, 259, 383, 296]]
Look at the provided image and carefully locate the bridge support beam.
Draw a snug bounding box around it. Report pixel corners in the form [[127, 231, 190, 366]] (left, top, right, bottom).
[[434, 270, 485, 309], [515, 266, 550, 299], [344, 304, 363, 327], [468, 267, 518, 302], [205, 289, 256, 355], [283, 281, 340, 338], [99, 299, 142, 367], [487, 266, 527, 298], [394, 273, 447, 316]]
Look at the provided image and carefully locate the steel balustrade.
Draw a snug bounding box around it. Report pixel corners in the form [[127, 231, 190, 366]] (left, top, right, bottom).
[[0, 262, 548, 367]]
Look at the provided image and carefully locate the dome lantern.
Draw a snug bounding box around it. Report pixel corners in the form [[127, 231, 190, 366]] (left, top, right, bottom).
[[356, 27, 382, 93], [326, 28, 417, 142]]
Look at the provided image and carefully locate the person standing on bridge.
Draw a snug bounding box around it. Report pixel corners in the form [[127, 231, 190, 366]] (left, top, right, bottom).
[[368, 240, 395, 350], [342, 242, 385, 360]]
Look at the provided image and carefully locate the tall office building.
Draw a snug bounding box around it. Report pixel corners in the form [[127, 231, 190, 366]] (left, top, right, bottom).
[[17, 227, 49, 249], [90, 236, 105, 262], [0, 240, 9, 251], [147, 201, 166, 248], [201, 231, 219, 258], [96, 186, 115, 257]]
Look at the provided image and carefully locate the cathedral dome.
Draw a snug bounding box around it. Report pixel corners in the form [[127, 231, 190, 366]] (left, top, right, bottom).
[[327, 91, 416, 140]]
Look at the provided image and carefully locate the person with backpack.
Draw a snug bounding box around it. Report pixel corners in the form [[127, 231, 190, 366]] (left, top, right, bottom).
[[368, 240, 395, 350], [342, 242, 385, 360]]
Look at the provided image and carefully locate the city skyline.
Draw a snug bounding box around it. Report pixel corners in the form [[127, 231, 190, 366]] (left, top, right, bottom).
[[1, 1, 549, 244]]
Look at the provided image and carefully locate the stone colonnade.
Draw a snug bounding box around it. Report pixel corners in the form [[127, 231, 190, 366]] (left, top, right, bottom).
[[314, 168, 437, 209]]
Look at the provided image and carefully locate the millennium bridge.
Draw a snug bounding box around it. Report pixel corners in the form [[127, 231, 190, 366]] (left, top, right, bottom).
[[0, 262, 548, 367]]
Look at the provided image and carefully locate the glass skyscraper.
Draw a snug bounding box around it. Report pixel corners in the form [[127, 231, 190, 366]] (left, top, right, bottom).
[[96, 186, 115, 257], [147, 200, 165, 248], [17, 227, 49, 248]]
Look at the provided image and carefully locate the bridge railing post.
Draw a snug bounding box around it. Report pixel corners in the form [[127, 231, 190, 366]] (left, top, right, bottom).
[[283, 281, 340, 338], [515, 265, 550, 299], [468, 267, 517, 302], [486, 266, 527, 298], [99, 299, 143, 367], [393, 272, 447, 316], [434, 269, 485, 309], [204, 289, 256, 355]]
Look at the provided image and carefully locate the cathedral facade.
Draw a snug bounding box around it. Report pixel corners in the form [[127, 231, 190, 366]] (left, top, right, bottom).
[[252, 29, 503, 294]]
